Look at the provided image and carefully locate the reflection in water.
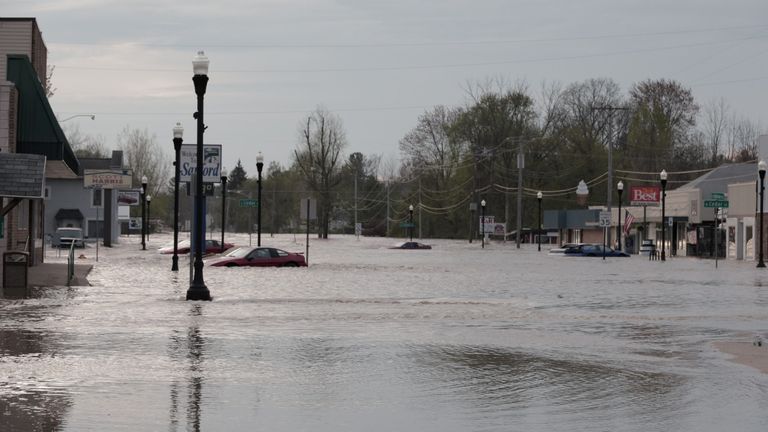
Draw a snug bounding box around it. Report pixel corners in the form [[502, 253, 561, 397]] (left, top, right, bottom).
[[167, 304, 206, 432], [0, 329, 72, 431]]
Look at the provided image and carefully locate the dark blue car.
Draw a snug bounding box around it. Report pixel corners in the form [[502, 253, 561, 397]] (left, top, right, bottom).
[[564, 244, 629, 257]]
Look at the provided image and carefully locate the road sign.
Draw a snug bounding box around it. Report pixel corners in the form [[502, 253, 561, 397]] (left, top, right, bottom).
[[399, 222, 415, 228], [711, 192, 726, 200], [180, 144, 222, 183], [598, 211, 611, 227], [239, 199, 258, 208], [704, 200, 729, 208]]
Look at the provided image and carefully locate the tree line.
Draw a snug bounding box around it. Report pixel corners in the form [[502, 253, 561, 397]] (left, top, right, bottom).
[[65, 76, 764, 240]]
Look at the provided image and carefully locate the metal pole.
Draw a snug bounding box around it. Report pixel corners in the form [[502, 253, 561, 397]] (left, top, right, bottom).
[[617, 188, 623, 251], [187, 53, 211, 301], [172, 129, 182, 271], [354, 172, 358, 240], [141, 180, 146, 250], [537, 194, 542, 252], [147, 198, 151, 243], [516, 146, 523, 249], [661, 176, 667, 262], [758, 165, 766, 267], [715, 208, 719, 268], [249, 191, 253, 247], [257, 158, 263, 247], [221, 175, 227, 250], [409, 207, 414, 242], [481, 202, 485, 249]]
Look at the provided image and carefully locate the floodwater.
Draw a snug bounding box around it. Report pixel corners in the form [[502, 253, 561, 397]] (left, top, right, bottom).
[[2, 233, 768, 431]]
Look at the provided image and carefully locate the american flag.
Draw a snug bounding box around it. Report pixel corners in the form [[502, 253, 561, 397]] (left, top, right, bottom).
[[623, 210, 636, 235]]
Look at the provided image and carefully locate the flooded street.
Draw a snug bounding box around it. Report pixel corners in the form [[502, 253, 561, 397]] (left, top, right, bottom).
[[2, 233, 768, 431]]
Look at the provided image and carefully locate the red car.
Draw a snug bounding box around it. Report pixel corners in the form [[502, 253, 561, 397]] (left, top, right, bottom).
[[205, 246, 307, 267], [158, 239, 234, 255]]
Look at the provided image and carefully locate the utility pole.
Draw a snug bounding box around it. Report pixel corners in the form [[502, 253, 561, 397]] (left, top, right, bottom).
[[592, 105, 629, 248], [354, 171, 358, 240], [418, 176, 422, 239], [386, 181, 390, 237]]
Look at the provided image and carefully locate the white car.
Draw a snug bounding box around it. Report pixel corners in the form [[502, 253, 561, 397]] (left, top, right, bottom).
[[52, 227, 85, 248]]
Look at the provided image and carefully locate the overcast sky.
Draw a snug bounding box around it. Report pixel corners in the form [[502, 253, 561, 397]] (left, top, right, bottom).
[[4, 0, 768, 174]]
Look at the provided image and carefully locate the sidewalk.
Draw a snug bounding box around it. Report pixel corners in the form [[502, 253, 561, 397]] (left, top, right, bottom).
[[27, 262, 93, 287]]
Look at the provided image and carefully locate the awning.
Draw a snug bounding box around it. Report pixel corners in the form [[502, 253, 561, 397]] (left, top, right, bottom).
[[54, 209, 84, 220]]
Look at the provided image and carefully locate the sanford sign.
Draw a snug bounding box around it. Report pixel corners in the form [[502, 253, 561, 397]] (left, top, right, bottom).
[[629, 185, 661, 206]]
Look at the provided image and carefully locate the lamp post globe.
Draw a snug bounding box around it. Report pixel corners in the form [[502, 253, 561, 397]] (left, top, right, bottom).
[[171, 123, 183, 271], [141, 175, 148, 250], [187, 50, 211, 301], [480, 200, 486, 249], [660, 170, 668, 261], [537, 191, 543, 252], [256, 152, 264, 247], [758, 160, 767, 268], [617, 181, 624, 252]]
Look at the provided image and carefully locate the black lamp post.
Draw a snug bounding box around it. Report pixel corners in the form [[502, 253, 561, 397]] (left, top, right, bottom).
[[617, 181, 624, 251], [409, 204, 414, 242], [537, 191, 543, 252], [187, 50, 211, 301], [660, 169, 667, 262], [171, 123, 183, 271], [141, 175, 147, 250], [481, 200, 486, 248], [221, 171, 227, 251], [256, 152, 264, 247], [146, 195, 152, 243], [758, 160, 766, 268]]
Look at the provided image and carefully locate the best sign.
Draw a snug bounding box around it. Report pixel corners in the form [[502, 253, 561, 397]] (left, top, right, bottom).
[[629, 185, 661, 206]]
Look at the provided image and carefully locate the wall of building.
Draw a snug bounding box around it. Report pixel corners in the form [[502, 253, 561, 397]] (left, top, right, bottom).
[[45, 179, 120, 244], [0, 19, 46, 84]]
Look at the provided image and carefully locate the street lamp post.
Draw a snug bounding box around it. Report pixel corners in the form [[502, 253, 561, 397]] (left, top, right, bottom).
[[537, 191, 543, 252], [141, 175, 147, 250], [758, 160, 766, 268], [187, 50, 211, 301], [256, 152, 264, 247], [171, 123, 183, 271], [481, 200, 486, 249], [409, 204, 414, 242], [660, 169, 668, 261], [617, 181, 624, 252], [146, 195, 152, 243], [221, 171, 227, 251]]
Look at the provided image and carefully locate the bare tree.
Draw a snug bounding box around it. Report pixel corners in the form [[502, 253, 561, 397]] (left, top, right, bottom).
[[703, 98, 729, 163], [293, 107, 347, 238], [63, 124, 110, 158], [117, 126, 170, 197]]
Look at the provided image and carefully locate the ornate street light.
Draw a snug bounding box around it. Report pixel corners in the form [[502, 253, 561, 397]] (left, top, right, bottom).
[[481, 199, 486, 249], [409, 204, 414, 242], [146, 195, 152, 242], [171, 123, 183, 271], [187, 50, 211, 301], [758, 160, 766, 268], [660, 169, 668, 262], [617, 181, 624, 251], [256, 152, 264, 247], [221, 168, 227, 252], [141, 175, 148, 250], [537, 191, 543, 252]]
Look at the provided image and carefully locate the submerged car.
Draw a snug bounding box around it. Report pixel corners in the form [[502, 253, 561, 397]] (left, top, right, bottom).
[[390, 241, 432, 250], [548, 243, 586, 255], [564, 244, 630, 257], [158, 239, 234, 255], [205, 246, 307, 267], [52, 227, 85, 248]]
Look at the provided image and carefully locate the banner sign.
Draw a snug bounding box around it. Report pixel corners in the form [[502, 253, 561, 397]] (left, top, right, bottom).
[[84, 169, 133, 189], [180, 144, 222, 183], [629, 186, 661, 206], [117, 190, 141, 206]]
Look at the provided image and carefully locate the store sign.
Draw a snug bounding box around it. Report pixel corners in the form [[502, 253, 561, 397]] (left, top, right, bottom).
[[84, 169, 133, 189], [180, 144, 222, 183], [629, 186, 661, 206]]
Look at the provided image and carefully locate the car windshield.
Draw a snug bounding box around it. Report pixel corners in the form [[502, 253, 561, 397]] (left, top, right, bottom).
[[226, 247, 252, 258], [57, 229, 82, 238]]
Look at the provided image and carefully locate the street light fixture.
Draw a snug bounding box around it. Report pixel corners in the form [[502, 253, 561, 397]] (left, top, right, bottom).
[[221, 169, 228, 252], [409, 204, 414, 242], [758, 160, 766, 268], [256, 152, 264, 247], [146, 195, 152, 243], [171, 123, 183, 271], [141, 175, 148, 250], [617, 181, 624, 252], [537, 191, 543, 252], [481, 199, 486, 249], [187, 50, 211, 301], [59, 114, 95, 122], [660, 169, 668, 261]]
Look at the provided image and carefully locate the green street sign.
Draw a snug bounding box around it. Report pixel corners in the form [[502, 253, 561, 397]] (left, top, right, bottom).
[[704, 200, 729, 208], [399, 222, 415, 228], [239, 199, 258, 208], [711, 192, 726, 200]]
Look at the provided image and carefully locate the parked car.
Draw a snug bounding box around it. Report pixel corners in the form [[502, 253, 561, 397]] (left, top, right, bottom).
[[564, 244, 630, 257], [205, 246, 307, 267], [548, 243, 586, 255], [52, 227, 85, 248], [390, 241, 432, 250], [158, 239, 234, 255]]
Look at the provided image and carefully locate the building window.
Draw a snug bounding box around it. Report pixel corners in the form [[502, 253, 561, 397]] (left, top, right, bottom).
[[44, 186, 51, 200], [91, 188, 103, 208]]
